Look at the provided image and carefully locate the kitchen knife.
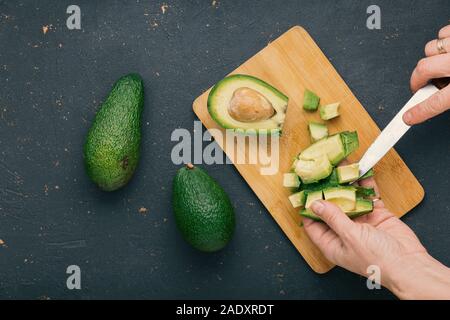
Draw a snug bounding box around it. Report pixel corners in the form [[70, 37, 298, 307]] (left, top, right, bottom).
[[358, 78, 450, 178]]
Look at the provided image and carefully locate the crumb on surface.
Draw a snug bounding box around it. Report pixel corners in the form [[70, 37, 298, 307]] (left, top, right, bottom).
[[161, 4, 168, 14], [42, 25, 49, 34], [138, 207, 148, 214]]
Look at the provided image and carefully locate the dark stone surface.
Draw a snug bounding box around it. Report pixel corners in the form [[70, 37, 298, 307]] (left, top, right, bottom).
[[0, 0, 449, 299]]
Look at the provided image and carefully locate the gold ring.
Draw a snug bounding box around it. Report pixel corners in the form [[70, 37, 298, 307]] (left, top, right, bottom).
[[437, 38, 447, 54]]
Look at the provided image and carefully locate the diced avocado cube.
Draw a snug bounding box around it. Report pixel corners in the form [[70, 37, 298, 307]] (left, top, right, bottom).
[[320, 102, 340, 120], [288, 191, 306, 208], [295, 155, 333, 184], [305, 190, 323, 209], [303, 89, 320, 111], [347, 198, 374, 218], [301, 198, 373, 222], [323, 186, 356, 212], [337, 163, 360, 184], [308, 122, 328, 142], [283, 173, 300, 188]]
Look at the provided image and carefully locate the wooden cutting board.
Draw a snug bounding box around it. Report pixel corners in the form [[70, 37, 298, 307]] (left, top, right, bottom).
[[192, 26, 424, 273]]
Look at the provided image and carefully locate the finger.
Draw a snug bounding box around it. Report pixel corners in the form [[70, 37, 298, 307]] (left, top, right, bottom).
[[410, 54, 450, 92], [425, 38, 450, 57], [357, 177, 384, 208], [357, 176, 380, 197], [303, 218, 343, 262], [310, 200, 356, 239], [354, 207, 395, 226], [403, 85, 450, 125], [438, 25, 450, 39]]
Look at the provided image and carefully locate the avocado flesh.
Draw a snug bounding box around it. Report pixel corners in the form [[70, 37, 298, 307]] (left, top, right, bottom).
[[337, 163, 360, 183], [320, 102, 340, 120], [347, 199, 374, 218], [288, 191, 306, 208], [300, 198, 373, 221], [303, 89, 320, 111], [299, 132, 358, 166], [295, 155, 333, 184], [308, 122, 328, 142], [283, 173, 300, 188], [305, 190, 323, 209], [84, 74, 144, 191], [323, 186, 356, 212], [173, 165, 235, 252], [299, 134, 345, 166], [207, 74, 288, 134]]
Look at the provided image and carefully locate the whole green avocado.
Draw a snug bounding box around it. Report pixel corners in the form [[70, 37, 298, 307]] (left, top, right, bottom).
[[84, 73, 144, 191], [173, 164, 235, 252]]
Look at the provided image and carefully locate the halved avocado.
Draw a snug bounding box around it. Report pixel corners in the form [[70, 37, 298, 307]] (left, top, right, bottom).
[[207, 74, 288, 134]]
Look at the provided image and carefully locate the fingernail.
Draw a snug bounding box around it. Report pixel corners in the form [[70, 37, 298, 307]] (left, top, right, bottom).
[[311, 201, 325, 215], [403, 111, 412, 124]]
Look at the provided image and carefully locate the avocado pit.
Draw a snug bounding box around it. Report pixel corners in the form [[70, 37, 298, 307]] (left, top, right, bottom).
[[228, 87, 275, 122]]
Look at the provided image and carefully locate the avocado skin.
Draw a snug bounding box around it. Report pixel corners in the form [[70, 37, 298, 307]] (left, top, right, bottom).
[[173, 165, 235, 252], [84, 73, 144, 191]]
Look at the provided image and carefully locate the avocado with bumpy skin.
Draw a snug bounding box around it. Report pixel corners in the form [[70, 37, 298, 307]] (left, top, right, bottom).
[[84, 73, 144, 191], [173, 164, 235, 252]]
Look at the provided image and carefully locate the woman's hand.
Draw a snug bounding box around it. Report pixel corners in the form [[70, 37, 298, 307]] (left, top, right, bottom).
[[303, 177, 450, 299], [403, 25, 450, 125]]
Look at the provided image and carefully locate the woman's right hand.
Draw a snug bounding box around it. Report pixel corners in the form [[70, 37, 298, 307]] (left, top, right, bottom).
[[403, 24, 450, 125]]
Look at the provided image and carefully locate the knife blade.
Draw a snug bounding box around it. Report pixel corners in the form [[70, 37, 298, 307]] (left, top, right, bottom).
[[357, 84, 439, 178]]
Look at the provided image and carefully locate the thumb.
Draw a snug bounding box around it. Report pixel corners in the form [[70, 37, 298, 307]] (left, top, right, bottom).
[[403, 86, 450, 125], [310, 200, 356, 239]]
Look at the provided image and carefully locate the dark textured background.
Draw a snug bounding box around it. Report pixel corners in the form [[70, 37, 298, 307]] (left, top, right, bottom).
[[0, 0, 449, 300]]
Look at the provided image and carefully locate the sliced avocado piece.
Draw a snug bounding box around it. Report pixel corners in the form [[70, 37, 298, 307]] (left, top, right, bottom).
[[358, 168, 375, 180], [299, 133, 346, 165], [341, 131, 359, 157], [207, 74, 288, 135], [347, 198, 374, 218], [308, 122, 328, 142], [337, 163, 360, 183], [305, 190, 323, 209], [283, 173, 300, 188], [320, 102, 340, 120], [288, 191, 306, 208], [295, 155, 333, 184], [300, 198, 373, 222], [299, 168, 339, 193], [303, 89, 320, 111], [323, 186, 356, 212], [356, 186, 376, 197]]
